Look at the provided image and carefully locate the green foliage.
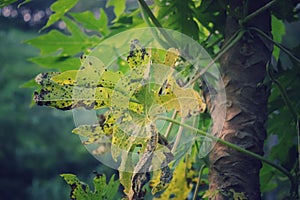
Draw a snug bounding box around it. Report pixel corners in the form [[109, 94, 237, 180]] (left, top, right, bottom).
[[0, 27, 108, 200], [106, 0, 126, 19], [42, 0, 79, 30], [0, 0, 17, 7], [271, 15, 285, 61], [70, 9, 110, 36], [154, 0, 199, 40], [27, 17, 101, 56], [0, 0, 31, 8], [61, 173, 119, 200], [29, 56, 81, 71]]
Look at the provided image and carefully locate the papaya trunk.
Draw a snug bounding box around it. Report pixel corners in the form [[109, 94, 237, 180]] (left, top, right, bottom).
[[208, 1, 272, 199]]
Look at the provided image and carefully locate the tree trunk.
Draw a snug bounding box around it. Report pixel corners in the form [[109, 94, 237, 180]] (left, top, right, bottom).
[[208, 1, 272, 199]]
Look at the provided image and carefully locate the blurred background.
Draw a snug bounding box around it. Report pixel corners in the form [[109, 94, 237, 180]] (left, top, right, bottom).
[[0, 0, 117, 199]]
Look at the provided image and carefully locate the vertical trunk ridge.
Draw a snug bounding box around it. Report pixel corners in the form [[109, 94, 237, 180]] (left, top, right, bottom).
[[208, 1, 272, 199]]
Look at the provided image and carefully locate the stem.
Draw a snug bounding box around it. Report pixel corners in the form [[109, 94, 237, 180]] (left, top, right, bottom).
[[164, 110, 177, 138], [171, 117, 185, 154], [138, 1, 170, 49], [137, 0, 178, 48], [268, 65, 300, 185], [192, 164, 206, 200], [242, 0, 278, 24], [268, 67, 298, 121], [250, 27, 300, 65], [156, 116, 296, 188], [185, 29, 244, 88]]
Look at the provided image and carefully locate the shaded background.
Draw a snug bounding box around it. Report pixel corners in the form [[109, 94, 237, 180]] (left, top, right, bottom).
[[0, 0, 117, 199]]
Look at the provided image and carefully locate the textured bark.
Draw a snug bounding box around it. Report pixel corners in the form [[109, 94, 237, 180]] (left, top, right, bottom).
[[208, 1, 272, 199]]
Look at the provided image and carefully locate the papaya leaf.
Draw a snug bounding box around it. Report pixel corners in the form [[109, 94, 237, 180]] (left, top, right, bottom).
[[34, 39, 207, 199], [61, 173, 119, 200], [260, 163, 278, 192], [34, 70, 120, 111], [93, 174, 120, 199], [60, 174, 92, 200], [271, 15, 285, 61], [203, 189, 220, 199], [118, 150, 134, 196], [42, 0, 79, 30], [155, 77, 206, 117], [26, 17, 101, 56], [29, 56, 81, 71], [0, 0, 17, 8], [71, 9, 110, 36], [154, 157, 193, 199], [154, 0, 199, 40], [72, 114, 115, 144], [106, 0, 126, 19], [230, 189, 247, 200], [20, 78, 39, 89], [150, 144, 174, 195]]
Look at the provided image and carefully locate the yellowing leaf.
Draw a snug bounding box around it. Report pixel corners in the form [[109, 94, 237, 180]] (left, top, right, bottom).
[[72, 114, 115, 144], [154, 157, 193, 200], [164, 48, 180, 67], [118, 151, 134, 196], [155, 77, 206, 117], [203, 189, 220, 199]]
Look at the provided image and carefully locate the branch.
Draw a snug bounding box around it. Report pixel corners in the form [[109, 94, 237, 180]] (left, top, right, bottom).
[[242, 0, 278, 24], [192, 164, 206, 200], [137, 0, 178, 48], [250, 27, 300, 65], [268, 66, 298, 121], [185, 29, 244, 87]]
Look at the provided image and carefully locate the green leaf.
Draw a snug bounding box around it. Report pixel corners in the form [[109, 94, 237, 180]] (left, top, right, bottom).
[[61, 173, 119, 200], [192, 0, 226, 35], [60, 174, 92, 200], [71, 9, 110, 36], [154, 0, 200, 40], [0, 0, 17, 8], [29, 56, 81, 71], [260, 164, 278, 192], [26, 17, 101, 56], [271, 15, 285, 61], [0, 0, 30, 8], [20, 78, 39, 88], [106, 0, 126, 19], [42, 0, 79, 30], [105, 174, 120, 198], [93, 174, 120, 199]]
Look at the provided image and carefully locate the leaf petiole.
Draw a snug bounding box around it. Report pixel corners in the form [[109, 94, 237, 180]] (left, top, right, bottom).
[[155, 115, 296, 190], [185, 29, 244, 87]]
